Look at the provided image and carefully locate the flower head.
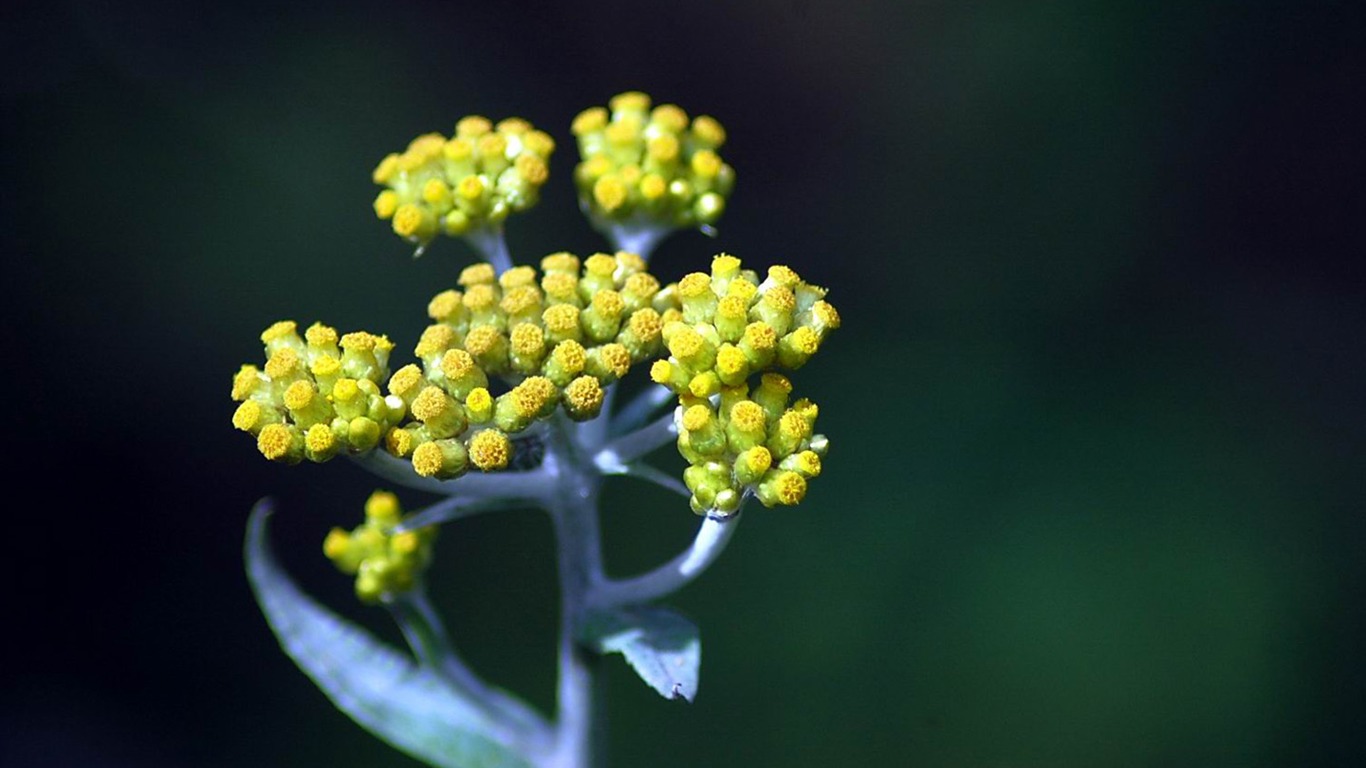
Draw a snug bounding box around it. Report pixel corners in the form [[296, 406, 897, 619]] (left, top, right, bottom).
[[323, 490, 437, 603], [231, 321, 401, 464], [372, 116, 555, 248], [649, 254, 839, 516], [572, 92, 735, 252]]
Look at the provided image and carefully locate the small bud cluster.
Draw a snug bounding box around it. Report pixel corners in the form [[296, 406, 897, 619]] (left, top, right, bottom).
[[372, 116, 555, 245], [381, 251, 670, 480], [231, 321, 401, 464], [648, 255, 840, 516], [323, 490, 437, 604], [572, 91, 735, 234]]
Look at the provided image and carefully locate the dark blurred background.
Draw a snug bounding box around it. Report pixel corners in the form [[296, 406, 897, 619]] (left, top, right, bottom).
[[3, 0, 1362, 766]]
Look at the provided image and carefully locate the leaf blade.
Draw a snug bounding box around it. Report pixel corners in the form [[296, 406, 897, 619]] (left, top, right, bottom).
[[581, 605, 701, 702], [245, 500, 534, 768]]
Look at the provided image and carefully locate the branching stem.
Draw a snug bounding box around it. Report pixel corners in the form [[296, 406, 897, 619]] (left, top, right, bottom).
[[591, 515, 740, 608], [387, 589, 550, 744], [465, 226, 513, 275], [593, 411, 677, 470]]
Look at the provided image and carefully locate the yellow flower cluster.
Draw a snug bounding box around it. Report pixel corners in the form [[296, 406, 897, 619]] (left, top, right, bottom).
[[231, 321, 400, 464], [648, 255, 839, 515], [323, 491, 437, 604], [572, 91, 734, 233], [382, 251, 671, 480], [372, 115, 555, 245]]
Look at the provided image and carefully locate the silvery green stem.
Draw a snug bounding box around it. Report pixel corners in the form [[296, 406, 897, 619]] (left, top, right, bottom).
[[609, 384, 675, 437], [606, 223, 669, 262], [591, 516, 739, 608], [352, 451, 558, 499], [387, 589, 550, 745], [593, 411, 677, 470], [605, 462, 690, 499], [465, 226, 513, 275], [394, 495, 521, 533], [544, 421, 606, 768]]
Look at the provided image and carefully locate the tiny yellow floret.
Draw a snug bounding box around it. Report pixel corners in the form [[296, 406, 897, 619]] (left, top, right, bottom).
[[729, 400, 766, 433], [712, 254, 742, 275], [647, 134, 680, 163], [543, 304, 581, 335], [422, 178, 452, 205], [812, 300, 841, 330], [232, 400, 266, 432], [778, 410, 810, 441], [456, 115, 493, 137], [373, 190, 399, 219], [283, 380, 317, 411], [627, 308, 662, 341], [468, 429, 512, 471], [412, 442, 448, 478], [691, 150, 722, 179], [459, 262, 496, 287], [584, 253, 617, 277], [597, 344, 631, 378], [515, 154, 548, 184], [457, 174, 486, 201], [640, 173, 666, 200], [563, 376, 605, 418], [463, 325, 504, 359], [415, 325, 457, 358], [501, 285, 543, 317], [305, 423, 337, 454], [323, 528, 350, 560], [542, 252, 581, 274], [305, 323, 339, 348], [231, 365, 261, 401], [651, 103, 688, 131], [682, 404, 713, 432], [365, 490, 402, 523], [773, 471, 807, 505], [462, 283, 498, 313], [691, 115, 727, 147], [610, 91, 652, 112], [372, 153, 400, 184], [465, 387, 493, 420], [593, 175, 627, 212], [385, 427, 416, 457], [740, 446, 773, 475], [411, 386, 453, 423], [257, 424, 296, 461], [392, 204, 429, 239], [591, 289, 625, 317], [339, 332, 378, 352], [260, 320, 297, 345], [427, 290, 463, 322], [677, 273, 712, 298], [264, 348, 302, 380], [572, 107, 608, 136], [510, 323, 545, 356], [497, 115, 530, 133], [650, 359, 674, 384]]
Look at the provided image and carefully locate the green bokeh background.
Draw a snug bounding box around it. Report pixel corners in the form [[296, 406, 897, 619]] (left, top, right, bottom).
[[4, 1, 1361, 765]]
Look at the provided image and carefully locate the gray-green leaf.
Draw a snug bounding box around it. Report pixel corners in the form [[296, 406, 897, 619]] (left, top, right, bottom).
[[580, 605, 701, 702], [245, 500, 534, 768]]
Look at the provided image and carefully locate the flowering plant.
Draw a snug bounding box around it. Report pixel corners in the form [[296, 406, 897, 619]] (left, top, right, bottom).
[[233, 91, 839, 768]]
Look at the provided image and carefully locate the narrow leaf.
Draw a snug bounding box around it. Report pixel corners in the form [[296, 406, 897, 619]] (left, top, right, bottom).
[[580, 605, 701, 702], [245, 500, 533, 768]]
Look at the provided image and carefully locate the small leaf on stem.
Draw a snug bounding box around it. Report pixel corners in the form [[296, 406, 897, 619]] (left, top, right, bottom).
[[579, 605, 701, 703]]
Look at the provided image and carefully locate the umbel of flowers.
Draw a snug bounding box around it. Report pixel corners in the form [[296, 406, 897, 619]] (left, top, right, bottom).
[[232, 91, 840, 768], [231, 251, 837, 507]]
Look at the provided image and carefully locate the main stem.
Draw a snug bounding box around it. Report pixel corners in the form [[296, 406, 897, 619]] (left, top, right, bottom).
[[546, 439, 605, 768]]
